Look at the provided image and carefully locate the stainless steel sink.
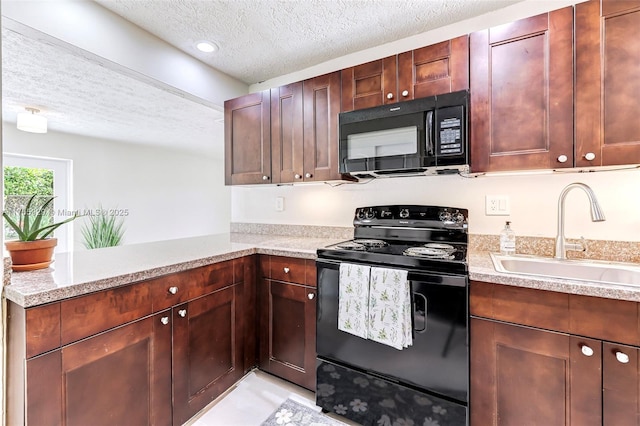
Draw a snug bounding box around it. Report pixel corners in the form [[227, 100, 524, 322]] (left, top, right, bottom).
[[490, 253, 640, 286]]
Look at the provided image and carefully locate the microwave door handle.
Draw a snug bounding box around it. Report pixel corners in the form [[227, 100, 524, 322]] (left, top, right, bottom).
[[426, 110, 434, 156]]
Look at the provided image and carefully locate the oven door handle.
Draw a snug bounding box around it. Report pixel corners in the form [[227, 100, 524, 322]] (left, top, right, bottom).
[[414, 293, 428, 333]]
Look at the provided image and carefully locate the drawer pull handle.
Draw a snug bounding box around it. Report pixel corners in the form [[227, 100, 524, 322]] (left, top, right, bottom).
[[581, 344, 594, 357], [284, 267, 290, 274], [168, 286, 178, 295], [402, 90, 409, 97], [616, 351, 630, 364], [295, 174, 301, 179], [584, 152, 596, 161], [305, 173, 312, 178], [178, 309, 187, 318], [161, 317, 169, 325], [557, 155, 568, 163], [387, 92, 394, 100], [308, 293, 315, 300]]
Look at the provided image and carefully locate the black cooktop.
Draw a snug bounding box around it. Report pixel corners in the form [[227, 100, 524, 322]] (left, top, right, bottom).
[[317, 205, 469, 274]]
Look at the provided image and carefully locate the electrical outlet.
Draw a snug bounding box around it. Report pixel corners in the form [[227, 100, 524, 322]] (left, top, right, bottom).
[[275, 197, 284, 212], [485, 195, 510, 216]]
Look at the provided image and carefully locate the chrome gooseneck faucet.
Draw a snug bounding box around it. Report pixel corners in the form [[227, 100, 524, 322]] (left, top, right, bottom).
[[555, 182, 606, 260]]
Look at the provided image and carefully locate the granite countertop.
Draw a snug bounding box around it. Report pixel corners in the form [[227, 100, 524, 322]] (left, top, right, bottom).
[[469, 251, 640, 302], [6, 233, 640, 308], [4, 232, 346, 308]]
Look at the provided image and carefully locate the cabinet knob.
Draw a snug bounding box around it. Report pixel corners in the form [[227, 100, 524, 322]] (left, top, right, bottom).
[[283, 267, 290, 274], [616, 351, 630, 364], [386, 93, 394, 100], [168, 286, 178, 295], [262, 175, 270, 181], [584, 152, 596, 161], [557, 155, 568, 163], [294, 174, 301, 179], [161, 317, 169, 325], [401, 90, 409, 97], [305, 173, 312, 178], [581, 344, 594, 357], [178, 309, 187, 318], [308, 293, 315, 300]]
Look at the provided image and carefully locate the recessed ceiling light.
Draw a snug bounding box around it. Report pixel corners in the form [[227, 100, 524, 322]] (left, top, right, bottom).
[[195, 41, 218, 53]]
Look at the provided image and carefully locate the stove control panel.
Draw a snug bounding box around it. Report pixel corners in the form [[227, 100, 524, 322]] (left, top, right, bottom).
[[354, 205, 468, 230]]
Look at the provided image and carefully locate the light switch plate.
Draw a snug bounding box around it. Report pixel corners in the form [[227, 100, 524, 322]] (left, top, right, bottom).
[[485, 195, 510, 216], [275, 197, 284, 212]]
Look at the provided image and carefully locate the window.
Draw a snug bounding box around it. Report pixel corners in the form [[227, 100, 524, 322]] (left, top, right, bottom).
[[3, 153, 73, 252]]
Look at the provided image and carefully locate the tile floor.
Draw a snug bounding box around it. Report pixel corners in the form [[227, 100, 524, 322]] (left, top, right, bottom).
[[186, 370, 351, 426]]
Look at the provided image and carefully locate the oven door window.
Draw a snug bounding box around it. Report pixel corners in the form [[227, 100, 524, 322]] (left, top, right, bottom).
[[346, 126, 418, 159]]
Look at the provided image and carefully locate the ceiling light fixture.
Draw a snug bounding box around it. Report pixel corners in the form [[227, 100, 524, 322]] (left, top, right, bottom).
[[17, 107, 48, 134], [195, 41, 218, 53]]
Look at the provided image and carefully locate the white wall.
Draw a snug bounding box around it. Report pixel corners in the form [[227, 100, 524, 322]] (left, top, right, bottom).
[[232, 169, 640, 242], [3, 125, 230, 250]]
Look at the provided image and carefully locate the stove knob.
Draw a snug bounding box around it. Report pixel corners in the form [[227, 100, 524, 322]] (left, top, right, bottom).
[[439, 210, 452, 222], [399, 209, 410, 219], [356, 209, 365, 220], [365, 208, 376, 219]]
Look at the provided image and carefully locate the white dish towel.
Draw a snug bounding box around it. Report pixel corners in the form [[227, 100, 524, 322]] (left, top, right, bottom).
[[338, 263, 371, 339], [368, 267, 412, 350]]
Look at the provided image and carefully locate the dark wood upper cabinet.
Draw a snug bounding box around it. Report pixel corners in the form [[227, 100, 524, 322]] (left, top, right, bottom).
[[341, 36, 469, 112], [303, 71, 343, 182], [271, 82, 304, 184], [575, 0, 640, 167], [224, 91, 271, 185], [470, 8, 574, 172]]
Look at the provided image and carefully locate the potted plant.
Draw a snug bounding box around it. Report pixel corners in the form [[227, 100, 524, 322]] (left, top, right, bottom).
[[81, 205, 126, 249], [3, 194, 77, 271]]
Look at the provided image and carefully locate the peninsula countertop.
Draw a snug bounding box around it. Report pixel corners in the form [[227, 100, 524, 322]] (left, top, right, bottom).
[[4, 233, 345, 307], [5, 234, 640, 308]]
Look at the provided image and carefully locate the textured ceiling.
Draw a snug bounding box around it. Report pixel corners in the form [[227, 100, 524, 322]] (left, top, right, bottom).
[[2, 27, 224, 158], [95, 0, 524, 85], [2, 0, 524, 159]]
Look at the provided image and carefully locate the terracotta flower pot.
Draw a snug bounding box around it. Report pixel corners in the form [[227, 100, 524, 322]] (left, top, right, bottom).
[[5, 238, 57, 271]]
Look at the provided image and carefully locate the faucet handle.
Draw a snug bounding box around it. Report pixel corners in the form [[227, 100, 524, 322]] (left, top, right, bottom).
[[579, 236, 587, 252]]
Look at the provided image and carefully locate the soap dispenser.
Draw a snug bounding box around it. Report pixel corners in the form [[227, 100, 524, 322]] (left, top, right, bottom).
[[500, 221, 516, 255]]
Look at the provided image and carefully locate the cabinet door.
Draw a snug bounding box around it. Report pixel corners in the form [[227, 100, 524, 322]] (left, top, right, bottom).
[[575, 0, 640, 167], [603, 342, 640, 425], [173, 284, 244, 425], [341, 57, 396, 112], [303, 72, 342, 182], [470, 8, 574, 172], [57, 312, 172, 426], [470, 318, 601, 426], [224, 91, 271, 185], [271, 82, 304, 184], [410, 35, 469, 99], [259, 279, 316, 390]]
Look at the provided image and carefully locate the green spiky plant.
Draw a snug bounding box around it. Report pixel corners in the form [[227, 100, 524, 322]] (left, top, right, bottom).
[[81, 206, 125, 249], [2, 194, 77, 241]]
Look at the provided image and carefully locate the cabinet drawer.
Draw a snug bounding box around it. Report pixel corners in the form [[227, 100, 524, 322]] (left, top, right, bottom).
[[470, 281, 570, 333], [188, 260, 235, 299], [25, 302, 61, 358], [264, 255, 315, 287], [61, 282, 153, 346]]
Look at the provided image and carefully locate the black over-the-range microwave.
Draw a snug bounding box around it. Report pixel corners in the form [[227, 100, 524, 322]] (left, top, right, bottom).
[[338, 89, 469, 178]]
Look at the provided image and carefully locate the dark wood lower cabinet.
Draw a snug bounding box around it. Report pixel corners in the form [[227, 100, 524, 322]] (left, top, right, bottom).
[[471, 282, 640, 425], [26, 312, 173, 426], [259, 279, 316, 390], [471, 318, 601, 426], [172, 284, 244, 425]]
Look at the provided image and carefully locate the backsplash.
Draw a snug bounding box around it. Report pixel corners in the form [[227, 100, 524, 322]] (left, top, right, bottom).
[[231, 222, 353, 240], [470, 234, 640, 263]]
